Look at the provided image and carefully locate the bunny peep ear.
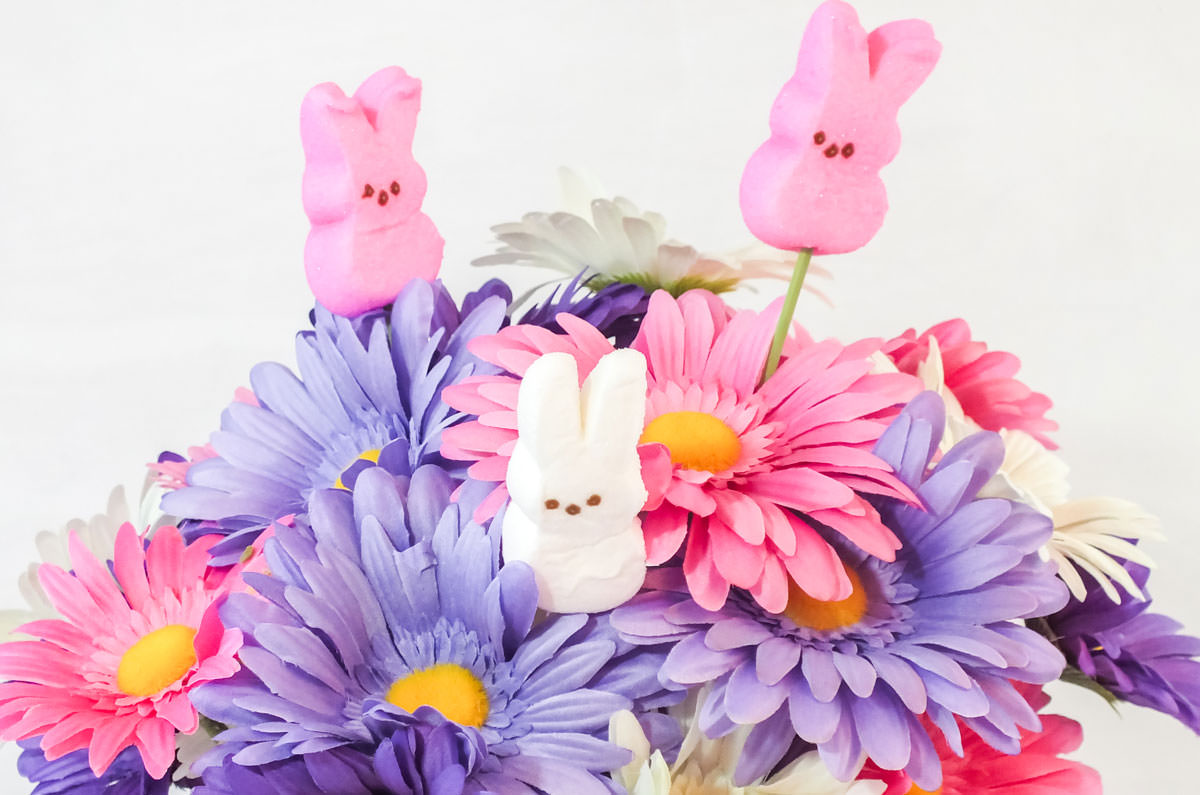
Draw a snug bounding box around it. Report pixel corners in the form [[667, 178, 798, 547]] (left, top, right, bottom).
[[773, 0, 870, 128], [300, 82, 373, 151], [867, 20, 941, 112], [300, 82, 371, 224], [354, 66, 422, 148], [516, 352, 585, 462], [580, 349, 648, 451]]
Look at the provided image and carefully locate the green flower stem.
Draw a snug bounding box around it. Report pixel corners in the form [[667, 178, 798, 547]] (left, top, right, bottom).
[[760, 247, 813, 384]]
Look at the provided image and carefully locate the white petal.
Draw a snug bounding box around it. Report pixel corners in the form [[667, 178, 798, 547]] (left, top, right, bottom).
[[476, 177, 812, 297], [756, 751, 882, 794], [609, 709, 653, 790], [996, 430, 1070, 510]]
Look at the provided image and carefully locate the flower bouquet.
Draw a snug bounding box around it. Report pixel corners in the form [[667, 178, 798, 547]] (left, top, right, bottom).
[[1, 2, 1197, 793]]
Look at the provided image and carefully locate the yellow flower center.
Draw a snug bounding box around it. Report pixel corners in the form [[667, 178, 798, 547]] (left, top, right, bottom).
[[782, 567, 868, 631], [334, 448, 382, 490], [639, 411, 741, 472], [385, 663, 489, 728], [116, 624, 198, 697]]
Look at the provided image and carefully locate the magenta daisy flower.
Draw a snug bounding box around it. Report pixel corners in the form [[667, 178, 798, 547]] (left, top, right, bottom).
[[0, 524, 243, 778], [884, 319, 1057, 449], [444, 289, 920, 609]]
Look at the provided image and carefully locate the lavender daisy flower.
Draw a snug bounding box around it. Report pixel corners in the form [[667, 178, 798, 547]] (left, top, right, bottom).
[[612, 392, 1068, 791], [518, 272, 648, 347], [163, 278, 509, 561], [192, 465, 674, 794], [194, 747, 380, 794], [17, 740, 170, 795], [1044, 562, 1200, 733]]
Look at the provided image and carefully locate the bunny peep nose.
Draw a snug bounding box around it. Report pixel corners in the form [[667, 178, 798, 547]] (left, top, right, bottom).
[[640, 410, 742, 473]]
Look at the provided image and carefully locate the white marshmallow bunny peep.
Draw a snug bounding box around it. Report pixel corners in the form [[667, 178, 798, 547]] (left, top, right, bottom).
[[502, 349, 649, 613]]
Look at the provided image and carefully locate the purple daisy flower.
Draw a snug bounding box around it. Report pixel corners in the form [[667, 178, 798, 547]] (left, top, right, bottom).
[[197, 719, 512, 795], [611, 392, 1068, 791], [1044, 561, 1200, 733], [194, 746, 380, 794], [163, 278, 509, 561], [191, 466, 674, 794], [17, 739, 170, 795], [517, 272, 648, 347]]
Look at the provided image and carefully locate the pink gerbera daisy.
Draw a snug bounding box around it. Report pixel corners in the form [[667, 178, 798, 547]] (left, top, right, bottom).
[[0, 524, 243, 778], [859, 685, 1101, 794], [884, 319, 1058, 448], [443, 289, 920, 610], [148, 443, 219, 491]]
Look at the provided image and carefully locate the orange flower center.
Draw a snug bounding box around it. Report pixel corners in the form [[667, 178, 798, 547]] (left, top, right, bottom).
[[639, 411, 741, 472], [116, 624, 197, 697], [334, 447, 382, 489], [782, 567, 868, 631], [907, 784, 943, 795], [385, 663, 489, 728]]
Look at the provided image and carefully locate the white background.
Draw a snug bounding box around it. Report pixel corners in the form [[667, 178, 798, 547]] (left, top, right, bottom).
[[1, 0, 1197, 791]]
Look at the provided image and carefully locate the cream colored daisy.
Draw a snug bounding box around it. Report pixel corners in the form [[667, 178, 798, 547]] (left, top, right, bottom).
[[474, 169, 831, 299], [609, 693, 882, 795], [917, 339, 1161, 602]]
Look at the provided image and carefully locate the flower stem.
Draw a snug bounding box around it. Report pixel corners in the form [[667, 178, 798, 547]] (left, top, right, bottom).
[[760, 248, 812, 384]]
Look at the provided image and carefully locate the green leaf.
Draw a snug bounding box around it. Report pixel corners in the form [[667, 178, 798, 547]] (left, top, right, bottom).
[[1060, 666, 1122, 713], [589, 272, 740, 297], [198, 715, 229, 737]]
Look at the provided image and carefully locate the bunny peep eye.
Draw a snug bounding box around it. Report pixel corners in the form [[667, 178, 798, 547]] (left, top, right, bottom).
[[362, 184, 375, 199], [544, 499, 560, 510], [377, 191, 389, 206], [586, 494, 601, 506], [840, 143, 855, 158], [565, 504, 581, 516], [390, 181, 401, 195], [823, 143, 839, 158], [813, 131, 826, 145]]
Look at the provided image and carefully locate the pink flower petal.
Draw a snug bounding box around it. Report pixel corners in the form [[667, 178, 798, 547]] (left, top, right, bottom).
[[707, 517, 768, 588], [113, 524, 152, 612], [145, 528, 185, 600], [664, 479, 718, 516], [744, 467, 855, 513], [682, 521, 731, 610], [153, 690, 198, 733], [781, 515, 852, 601], [750, 555, 790, 614], [808, 497, 901, 561], [638, 443, 673, 511], [712, 490, 767, 546], [133, 717, 177, 778], [642, 504, 689, 565], [67, 531, 127, 618], [87, 715, 137, 776], [635, 290, 686, 383]]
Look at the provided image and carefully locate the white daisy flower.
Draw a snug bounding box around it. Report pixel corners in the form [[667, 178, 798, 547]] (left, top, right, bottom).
[[0, 474, 173, 639], [917, 339, 1161, 602], [474, 168, 831, 300], [609, 692, 882, 795]]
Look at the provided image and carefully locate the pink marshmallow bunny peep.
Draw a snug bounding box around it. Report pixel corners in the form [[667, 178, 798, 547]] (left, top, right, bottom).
[[301, 66, 444, 317], [740, 0, 940, 255]]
